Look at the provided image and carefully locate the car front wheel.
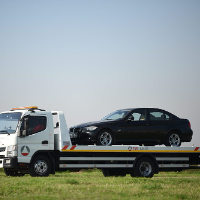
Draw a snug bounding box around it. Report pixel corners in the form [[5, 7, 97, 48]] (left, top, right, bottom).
[[97, 130, 113, 146], [165, 132, 181, 146]]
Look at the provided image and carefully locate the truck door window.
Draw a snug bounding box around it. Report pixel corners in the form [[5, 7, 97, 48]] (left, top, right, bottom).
[[21, 116, 47, 135]]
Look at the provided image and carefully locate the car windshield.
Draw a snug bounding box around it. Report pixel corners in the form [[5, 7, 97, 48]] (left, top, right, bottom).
[[101, 110, 131, 121], [0, 112, 22, 134]]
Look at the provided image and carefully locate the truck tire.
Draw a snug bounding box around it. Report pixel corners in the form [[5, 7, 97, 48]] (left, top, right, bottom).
[[4, 168, 25, 177], [29, 155, 51, 177], [165, 131, 181, 146], [102, 169, 126, 177], [97, 130, 113, 146], [132, 157, 155, 178], [102, 169, 114, 177]]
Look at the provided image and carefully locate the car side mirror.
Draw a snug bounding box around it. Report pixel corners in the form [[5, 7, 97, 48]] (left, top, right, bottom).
[[127, 116, 134, 121]]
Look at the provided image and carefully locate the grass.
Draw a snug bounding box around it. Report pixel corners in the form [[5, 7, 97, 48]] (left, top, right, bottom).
[[0, 169, 200, 200]]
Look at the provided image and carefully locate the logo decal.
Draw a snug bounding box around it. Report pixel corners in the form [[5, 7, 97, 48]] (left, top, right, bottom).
[[128, 146, 139, 151], [128, 146, 132, 151], [21, 146, 30, 156]]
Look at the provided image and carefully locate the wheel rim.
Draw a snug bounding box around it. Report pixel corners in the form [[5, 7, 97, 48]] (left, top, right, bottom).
[[100, 132, 112, 146], [34, 160, 48, 175], [139, 162, 152, 176], [169, 134, 180, 146]]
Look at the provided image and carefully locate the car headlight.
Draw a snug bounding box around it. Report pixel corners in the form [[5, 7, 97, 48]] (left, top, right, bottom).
[[85, 126, 98, 131], [7, 145, 17, 157]]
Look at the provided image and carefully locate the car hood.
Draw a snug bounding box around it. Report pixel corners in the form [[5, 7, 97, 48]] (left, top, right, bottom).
[[71, 120, 116, 128]]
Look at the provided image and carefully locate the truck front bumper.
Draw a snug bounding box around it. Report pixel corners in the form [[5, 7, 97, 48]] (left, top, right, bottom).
[[3, 157, 18, 168]]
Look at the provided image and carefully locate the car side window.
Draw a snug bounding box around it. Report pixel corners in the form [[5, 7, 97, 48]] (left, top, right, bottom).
[[149, 111, 165, 121], [131, 110, 146, 121], [165, 113, 170, 120]]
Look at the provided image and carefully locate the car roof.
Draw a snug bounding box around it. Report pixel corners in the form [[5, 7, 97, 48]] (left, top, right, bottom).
[[119, 108, 165, 111], [116, 108, 180, 119]]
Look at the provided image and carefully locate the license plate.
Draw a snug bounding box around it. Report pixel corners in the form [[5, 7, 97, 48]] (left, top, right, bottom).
[[6, 160, 10, 164]]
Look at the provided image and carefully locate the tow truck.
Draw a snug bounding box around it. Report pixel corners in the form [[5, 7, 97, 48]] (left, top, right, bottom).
[[0, 106, 200, 177]]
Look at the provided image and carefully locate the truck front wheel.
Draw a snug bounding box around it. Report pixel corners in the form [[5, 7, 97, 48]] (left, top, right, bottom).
[[29, 155, 51, 177], [4, 168, 25, 176], [132, 157, 155, 178]]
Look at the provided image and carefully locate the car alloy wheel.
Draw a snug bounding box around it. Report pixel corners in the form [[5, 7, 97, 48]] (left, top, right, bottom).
[[169, 133, 181, 146], [99, 131, 112, 146]]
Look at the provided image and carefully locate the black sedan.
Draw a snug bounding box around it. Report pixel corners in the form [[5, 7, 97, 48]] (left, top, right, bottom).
[[69, 108, 193, 146]]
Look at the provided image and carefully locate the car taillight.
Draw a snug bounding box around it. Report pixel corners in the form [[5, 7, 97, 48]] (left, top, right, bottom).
[[189, 121, 191, 128]]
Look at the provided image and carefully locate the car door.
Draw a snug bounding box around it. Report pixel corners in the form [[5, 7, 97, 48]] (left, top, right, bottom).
[[147, 109, 171, 144], [119, 109, 149, 144]]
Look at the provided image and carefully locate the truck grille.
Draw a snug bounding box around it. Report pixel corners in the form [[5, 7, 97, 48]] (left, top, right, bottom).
[[0, 147, 5, 152]]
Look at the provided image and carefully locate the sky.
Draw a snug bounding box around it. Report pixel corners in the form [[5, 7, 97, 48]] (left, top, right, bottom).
[[0, 0, 200, 146]]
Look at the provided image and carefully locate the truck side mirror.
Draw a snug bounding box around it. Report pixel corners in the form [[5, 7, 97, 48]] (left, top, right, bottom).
[[22, 130, 27, 137], [19, 117, 29, 137], [24, 118, 29, 130]]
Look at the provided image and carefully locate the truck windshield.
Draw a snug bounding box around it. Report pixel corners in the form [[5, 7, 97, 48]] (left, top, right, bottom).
[[0, 112, 22, 134], [101, 110, 130, 121]]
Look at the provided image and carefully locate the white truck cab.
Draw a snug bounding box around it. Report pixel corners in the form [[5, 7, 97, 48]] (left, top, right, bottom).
[[0, 106, 71, 176]]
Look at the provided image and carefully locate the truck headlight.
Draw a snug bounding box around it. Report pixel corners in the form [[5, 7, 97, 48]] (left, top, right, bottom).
[[85, 126, 98, 131], [7, 145, 17, 157]]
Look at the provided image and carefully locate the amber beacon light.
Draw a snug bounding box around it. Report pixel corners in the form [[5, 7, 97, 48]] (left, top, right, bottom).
[[11, 106, 38, 110]]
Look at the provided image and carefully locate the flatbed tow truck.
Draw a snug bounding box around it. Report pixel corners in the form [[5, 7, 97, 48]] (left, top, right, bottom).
[[0, 106, 200, 178]]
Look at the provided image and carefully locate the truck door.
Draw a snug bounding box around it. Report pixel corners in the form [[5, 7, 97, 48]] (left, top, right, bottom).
[[17, 114, 50, 163]]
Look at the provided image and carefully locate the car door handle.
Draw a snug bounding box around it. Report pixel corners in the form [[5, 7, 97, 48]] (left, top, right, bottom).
[[42, 140, 48, 144]]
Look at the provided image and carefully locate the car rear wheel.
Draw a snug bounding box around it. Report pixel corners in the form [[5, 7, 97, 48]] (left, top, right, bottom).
[[97, 130, 113, 146], [165, 132, 181, 146]]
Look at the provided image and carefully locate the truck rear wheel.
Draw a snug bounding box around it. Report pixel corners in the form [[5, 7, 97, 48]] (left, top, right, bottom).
[[29, 155, 51, 177], [132, 157, 155, 178]]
